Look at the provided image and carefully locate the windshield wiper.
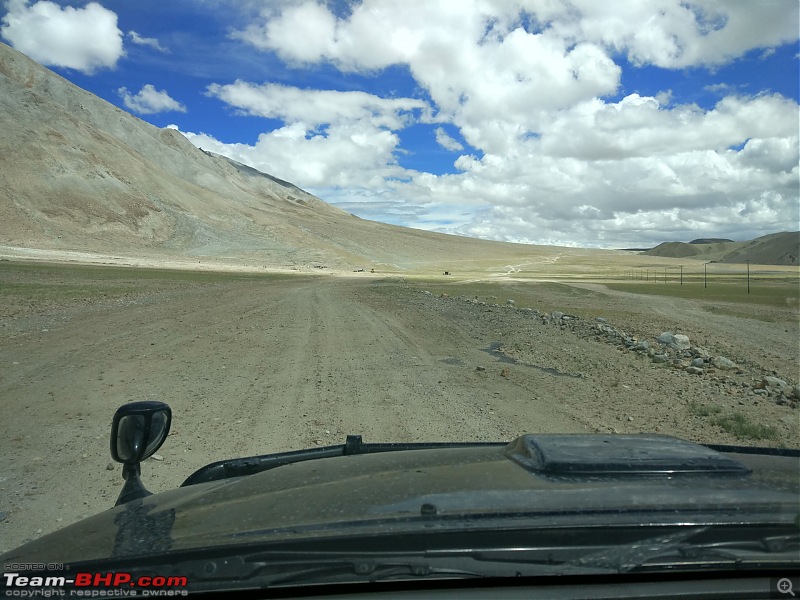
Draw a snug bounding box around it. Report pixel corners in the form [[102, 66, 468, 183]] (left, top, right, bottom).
[[170, 550, 606, 591], [163, 528, 798, 590], [568, 528, 799, 572]]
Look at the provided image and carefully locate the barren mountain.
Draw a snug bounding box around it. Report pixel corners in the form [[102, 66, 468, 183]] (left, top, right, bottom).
[[644, 232, 799, 266], [0, 41, 540, 272]]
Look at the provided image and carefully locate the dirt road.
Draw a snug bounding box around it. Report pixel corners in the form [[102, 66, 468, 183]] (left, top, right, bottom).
[[0, 273, 584, 552], [1, 270, 797, 552]]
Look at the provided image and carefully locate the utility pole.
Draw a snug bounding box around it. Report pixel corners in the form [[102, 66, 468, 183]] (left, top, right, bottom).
[[680, 265, 683, 286], [704, 262, 707, 289], [746, 260, 750, 294]]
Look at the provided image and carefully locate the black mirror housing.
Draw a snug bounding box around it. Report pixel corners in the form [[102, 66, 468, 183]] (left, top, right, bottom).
[[110, 401, 172, 506], [111, 401, 172, 464]]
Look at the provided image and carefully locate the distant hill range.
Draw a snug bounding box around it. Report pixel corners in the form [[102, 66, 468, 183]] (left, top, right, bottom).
[[644, 232, 800, 266]]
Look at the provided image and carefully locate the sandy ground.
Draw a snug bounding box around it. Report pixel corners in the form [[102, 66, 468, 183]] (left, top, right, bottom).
[[1, 265, 797, 553]]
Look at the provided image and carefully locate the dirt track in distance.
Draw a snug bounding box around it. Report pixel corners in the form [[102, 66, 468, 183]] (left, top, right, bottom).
[[1, 267, 797, 552]]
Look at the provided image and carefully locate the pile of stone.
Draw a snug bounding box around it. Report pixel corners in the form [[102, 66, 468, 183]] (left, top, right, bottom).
[[421, 289, 798, 408]]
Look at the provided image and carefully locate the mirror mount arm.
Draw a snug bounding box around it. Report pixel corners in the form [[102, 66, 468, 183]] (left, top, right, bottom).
[[116, 463, 153, 507]]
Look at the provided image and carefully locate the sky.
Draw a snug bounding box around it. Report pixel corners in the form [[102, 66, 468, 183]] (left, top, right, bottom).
[[1, 0, 798, 248]]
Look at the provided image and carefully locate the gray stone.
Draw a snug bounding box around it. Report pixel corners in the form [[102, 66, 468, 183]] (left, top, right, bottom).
[[712, 356, 737, 370], [763, 376, 788, 389], [652, 354, 669, 364], [672, 334, 691, 350], [657, 332, 675, 345], [506, 299, 515, 306], [692, 346, 711, 359], [691, 358, 705, 367], [685, 366, 704, 375], [551, 311, 564, 321]]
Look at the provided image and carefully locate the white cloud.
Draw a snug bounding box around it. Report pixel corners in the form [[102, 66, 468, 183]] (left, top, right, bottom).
[[537, 93, 799, 160], [118, 84, 187, 115], [205, 81, 428, 129], [562, 0, 799, 68], [188, 83, 429, 187], [435, 127, 463, 152], [0, 0, 123, 74], [233, 1, 335, 61], [206, 0, 799, 247], [128, 30, 166, 52]]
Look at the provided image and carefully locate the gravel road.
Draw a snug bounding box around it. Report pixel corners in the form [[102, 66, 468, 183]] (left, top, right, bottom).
[[1, 271, 797, 552]]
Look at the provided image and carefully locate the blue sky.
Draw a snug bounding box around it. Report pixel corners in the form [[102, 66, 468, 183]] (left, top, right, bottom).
[[1, 0, 798, 248]]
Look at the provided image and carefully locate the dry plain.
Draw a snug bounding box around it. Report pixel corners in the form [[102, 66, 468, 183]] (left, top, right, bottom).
[[1, 258, 798, 553]]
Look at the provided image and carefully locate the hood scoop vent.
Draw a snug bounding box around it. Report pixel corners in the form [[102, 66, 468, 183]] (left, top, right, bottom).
[[505, 434, 751, 476]]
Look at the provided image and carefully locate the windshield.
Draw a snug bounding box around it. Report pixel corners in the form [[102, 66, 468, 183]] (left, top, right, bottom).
[[0, 0, 798, 595]]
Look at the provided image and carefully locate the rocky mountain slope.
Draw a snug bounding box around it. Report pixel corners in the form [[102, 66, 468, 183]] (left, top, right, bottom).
[[0, 42, 535, 272]]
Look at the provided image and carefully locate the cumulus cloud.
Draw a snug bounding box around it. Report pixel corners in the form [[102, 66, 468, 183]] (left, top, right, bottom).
[[434, 127, 463, 152], [187, 83, 430, 187], [205, 81, 429, 129], [128, 30, 167, 52], [0, 0, 123, 73], [118, 84, 187, 115], [560, 0, 799, 68], [202, 0, 799, 246]]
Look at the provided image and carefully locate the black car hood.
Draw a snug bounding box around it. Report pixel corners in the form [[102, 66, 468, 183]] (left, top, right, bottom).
[[3, 434, 799, 564]]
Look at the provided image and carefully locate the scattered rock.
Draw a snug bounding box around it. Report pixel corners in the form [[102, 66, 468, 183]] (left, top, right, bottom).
[[685, 366, 704, 375], [506, 299, 515, 306], [0, 511, 7, 522], [500, 367, 510, 378], [712, 356, 737, 370], [690, 358, 705, 368], [106, 462, 115, 471], [672, 334, 691, 350], [657, 332, 675, 345], [150, 454, 163, 461], [763, 376, 787, 389], [475, 366, 486, 371], [652, 354, 669, 363]]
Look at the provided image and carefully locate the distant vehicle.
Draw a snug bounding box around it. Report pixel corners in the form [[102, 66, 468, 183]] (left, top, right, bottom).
[[1, 401, 798, 598]]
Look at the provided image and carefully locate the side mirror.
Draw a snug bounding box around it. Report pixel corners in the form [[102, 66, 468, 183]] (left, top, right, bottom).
[[110, 401, 172, 506]]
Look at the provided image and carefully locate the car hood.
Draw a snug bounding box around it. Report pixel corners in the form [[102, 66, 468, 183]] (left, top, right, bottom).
[[3, 435, 799, 564]]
